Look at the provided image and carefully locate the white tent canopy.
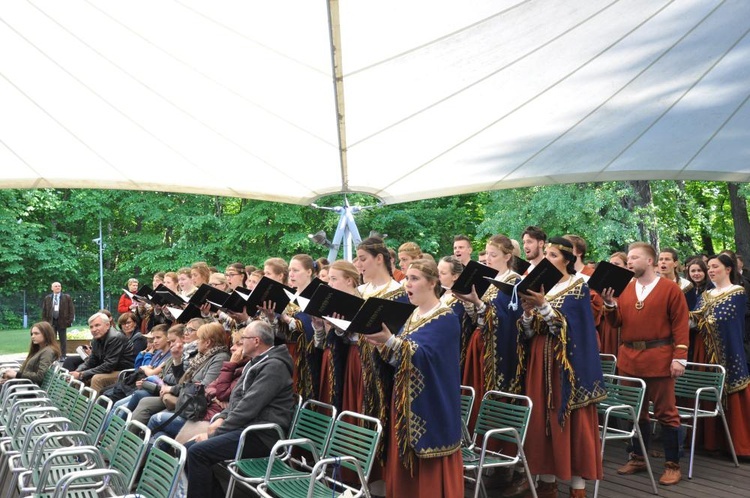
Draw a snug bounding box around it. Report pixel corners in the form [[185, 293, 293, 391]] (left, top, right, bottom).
[[1, 0, 749, 205]]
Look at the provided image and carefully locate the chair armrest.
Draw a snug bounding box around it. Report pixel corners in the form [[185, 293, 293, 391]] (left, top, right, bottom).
[[264, 437, 319, 482], [34, 446, 104, 491], [481, 427, 521, 457], [235, 423, 285, 460]]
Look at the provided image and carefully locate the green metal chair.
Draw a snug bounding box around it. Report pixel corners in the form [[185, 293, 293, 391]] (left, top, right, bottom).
[[80, 396, 113, 445], [97, 406, 132, 464], [675, 362, 739, 479], [599, 353, 617, 376], [16, 419, 150, 497], [460, 384, 476, 444], [29, 468, 128, 498], [1, 417, 81, 498], [462, 390, 536, 498], [594, 374, 657, 498], [257, 410, 383, 498], [130, 435, 186, 498], [225, 398, 336, 496]]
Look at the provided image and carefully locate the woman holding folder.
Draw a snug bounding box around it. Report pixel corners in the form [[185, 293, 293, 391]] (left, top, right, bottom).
[[689, 253, 750, 456], [312, 260, 360, 411], [596, 252, 628, 356], [368, 259, 463, 497], [516, 237, 605, 498], [438, 256, 470, 372], [455, 235, 523, 420], [274, 254, 321, 400]]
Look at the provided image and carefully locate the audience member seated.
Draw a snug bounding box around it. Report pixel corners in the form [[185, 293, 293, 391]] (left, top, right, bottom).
[[1, 321, 61, 385], [185, 320, 294, 498], [70, 312, 135, 393]]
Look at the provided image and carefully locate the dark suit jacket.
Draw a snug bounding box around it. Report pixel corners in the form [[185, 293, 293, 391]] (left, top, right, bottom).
[[41, 293, 75, 328], [76, 329, 135, 381]]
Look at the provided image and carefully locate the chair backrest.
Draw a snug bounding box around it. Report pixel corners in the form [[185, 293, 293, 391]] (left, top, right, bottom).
[[289, 399, 337, 457], [66, 383, 96, 431], [98, 405, 132, 462], [674, 362, 725, 403], [39, 366, 57, 391], [599, 354, 617, 376], [49, 468, 127, 498], [473, 391, 533, 447], [290, 393, 303, 430], [134, 435, 186, 498], [598, 374, 646, 420], [110, 419, 151, 491], [45, 373, 72, 406], [460, 385, 476, 428], [83, 395, 113, 443], [324, 410, 383, 481]]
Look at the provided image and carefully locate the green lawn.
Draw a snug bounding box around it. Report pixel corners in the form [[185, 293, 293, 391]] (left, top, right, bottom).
[[0, 326, 92, 355], [0, 329, 32, 355]]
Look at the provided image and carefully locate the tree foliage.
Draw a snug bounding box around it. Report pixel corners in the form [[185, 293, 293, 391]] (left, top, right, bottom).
[[1, 181, 748, 298]]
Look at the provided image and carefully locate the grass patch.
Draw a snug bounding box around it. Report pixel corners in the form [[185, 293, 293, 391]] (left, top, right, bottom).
[[0, 326, 91, 355], [0, 329, 32, 355]]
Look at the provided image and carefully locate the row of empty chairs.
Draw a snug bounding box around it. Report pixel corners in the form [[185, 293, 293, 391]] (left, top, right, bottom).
[[0, 363, 185, 498]]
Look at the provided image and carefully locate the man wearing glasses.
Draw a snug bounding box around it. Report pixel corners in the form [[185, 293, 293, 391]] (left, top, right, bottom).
[[185, 320, 295, 498]]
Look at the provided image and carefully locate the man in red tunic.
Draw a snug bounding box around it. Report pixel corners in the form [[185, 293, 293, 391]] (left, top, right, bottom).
[[602, 242, 689, 486]]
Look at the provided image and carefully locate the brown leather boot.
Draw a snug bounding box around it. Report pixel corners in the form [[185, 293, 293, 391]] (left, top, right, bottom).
[[569, 487, 586, 497], [524, 480, 557, 498], [617, 453, 647, 475], [501, 472, 529, 497], [658, 461, 682, 485]]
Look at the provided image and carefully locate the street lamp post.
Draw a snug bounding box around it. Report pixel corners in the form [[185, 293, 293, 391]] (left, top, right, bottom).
[[93, 219, 104, 309]]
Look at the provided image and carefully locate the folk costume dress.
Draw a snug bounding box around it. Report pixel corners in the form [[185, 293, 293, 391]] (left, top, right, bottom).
[[315, 290, 362, 411], [346, 280, 407, 420], [345, 280, 408, 483], [691, 285, 750, 456], [516, 276, 606, 480], [379, 303, 464, 497], [278, 302, 321, 400], [462, 269, 522, 429], [686, 280, 714, 361]]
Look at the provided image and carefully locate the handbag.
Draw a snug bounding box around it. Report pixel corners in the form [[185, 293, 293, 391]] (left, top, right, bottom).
[[153, 383, 208, 433], [141, 380, 160, 395]]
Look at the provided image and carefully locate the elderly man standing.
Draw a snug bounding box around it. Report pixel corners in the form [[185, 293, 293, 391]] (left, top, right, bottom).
[[70, 312, 135, 393], [185, 320, 294, 498], [41, 281, 75, 360]]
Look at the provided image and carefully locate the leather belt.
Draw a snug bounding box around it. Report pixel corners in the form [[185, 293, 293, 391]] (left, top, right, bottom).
[[623, 339, 673, 351]]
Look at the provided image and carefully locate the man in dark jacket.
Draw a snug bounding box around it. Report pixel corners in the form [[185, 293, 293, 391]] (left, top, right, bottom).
[[70, 312, 134, 393], [41, 281, 75, 360], [186, 320, 294, 498]]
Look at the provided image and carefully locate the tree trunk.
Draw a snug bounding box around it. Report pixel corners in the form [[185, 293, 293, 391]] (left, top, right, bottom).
[[728, 182, 750, 258], [629, 180, 660, 249], [674, 181, 694, 249]]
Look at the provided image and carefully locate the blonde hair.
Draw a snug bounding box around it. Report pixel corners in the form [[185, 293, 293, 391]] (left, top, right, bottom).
[[190, 262, 211, 284], [330, 260, 360, 288], [398, 242, 422, 259], [264, 257, 289, 284], [408, 259, 441, 298], [487, 234, 514, 255]]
